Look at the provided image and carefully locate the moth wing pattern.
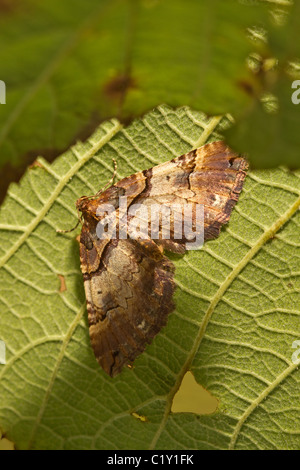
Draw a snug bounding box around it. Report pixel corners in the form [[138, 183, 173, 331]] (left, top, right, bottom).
[[77, 141, 248, 376], [117, 140, 248, 251], [80, 221, 174, 377]]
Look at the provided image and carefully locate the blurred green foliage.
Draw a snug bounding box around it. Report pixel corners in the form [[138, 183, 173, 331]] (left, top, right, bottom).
[[0, 0, 299, 203]]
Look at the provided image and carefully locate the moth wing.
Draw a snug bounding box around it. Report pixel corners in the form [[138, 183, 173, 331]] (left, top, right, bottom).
[[78, 140, 248, 376], [116, 141, 248, 252], [80, 224, 175, 377]]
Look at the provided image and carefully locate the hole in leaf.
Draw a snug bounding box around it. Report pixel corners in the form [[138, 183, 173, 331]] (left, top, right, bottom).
[[172, 371, 218, 415], [0, 434, 15, 450], [131, 412, 148, 422], [58, 274, 67, 293]]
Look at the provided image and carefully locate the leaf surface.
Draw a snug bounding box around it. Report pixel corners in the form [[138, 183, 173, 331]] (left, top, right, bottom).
[[0, 105, 299, 450]]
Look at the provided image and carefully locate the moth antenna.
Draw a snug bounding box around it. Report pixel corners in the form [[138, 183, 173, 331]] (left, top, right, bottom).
[[57, 159, 117, 234], [95, 158, 117, 196], [77, 159, 118, 202], [56, 213, 83, 234]]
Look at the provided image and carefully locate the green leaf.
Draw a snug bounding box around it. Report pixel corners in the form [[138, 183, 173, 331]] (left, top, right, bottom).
[[0, 105, 299, 450], [226, 75, 300, 169], [268, 0, 300, 60], [225, 1, 300, 169], [0, 0, 271, 170]]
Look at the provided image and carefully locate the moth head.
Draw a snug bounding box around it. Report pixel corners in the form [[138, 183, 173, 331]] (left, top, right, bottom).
[[76, 196, 90, 213]]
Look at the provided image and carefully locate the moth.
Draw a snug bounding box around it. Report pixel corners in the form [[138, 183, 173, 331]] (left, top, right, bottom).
[[76, 141, 248, 377]]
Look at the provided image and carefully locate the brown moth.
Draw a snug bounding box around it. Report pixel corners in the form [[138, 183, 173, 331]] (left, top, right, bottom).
[[76, 141, 248, 377]]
